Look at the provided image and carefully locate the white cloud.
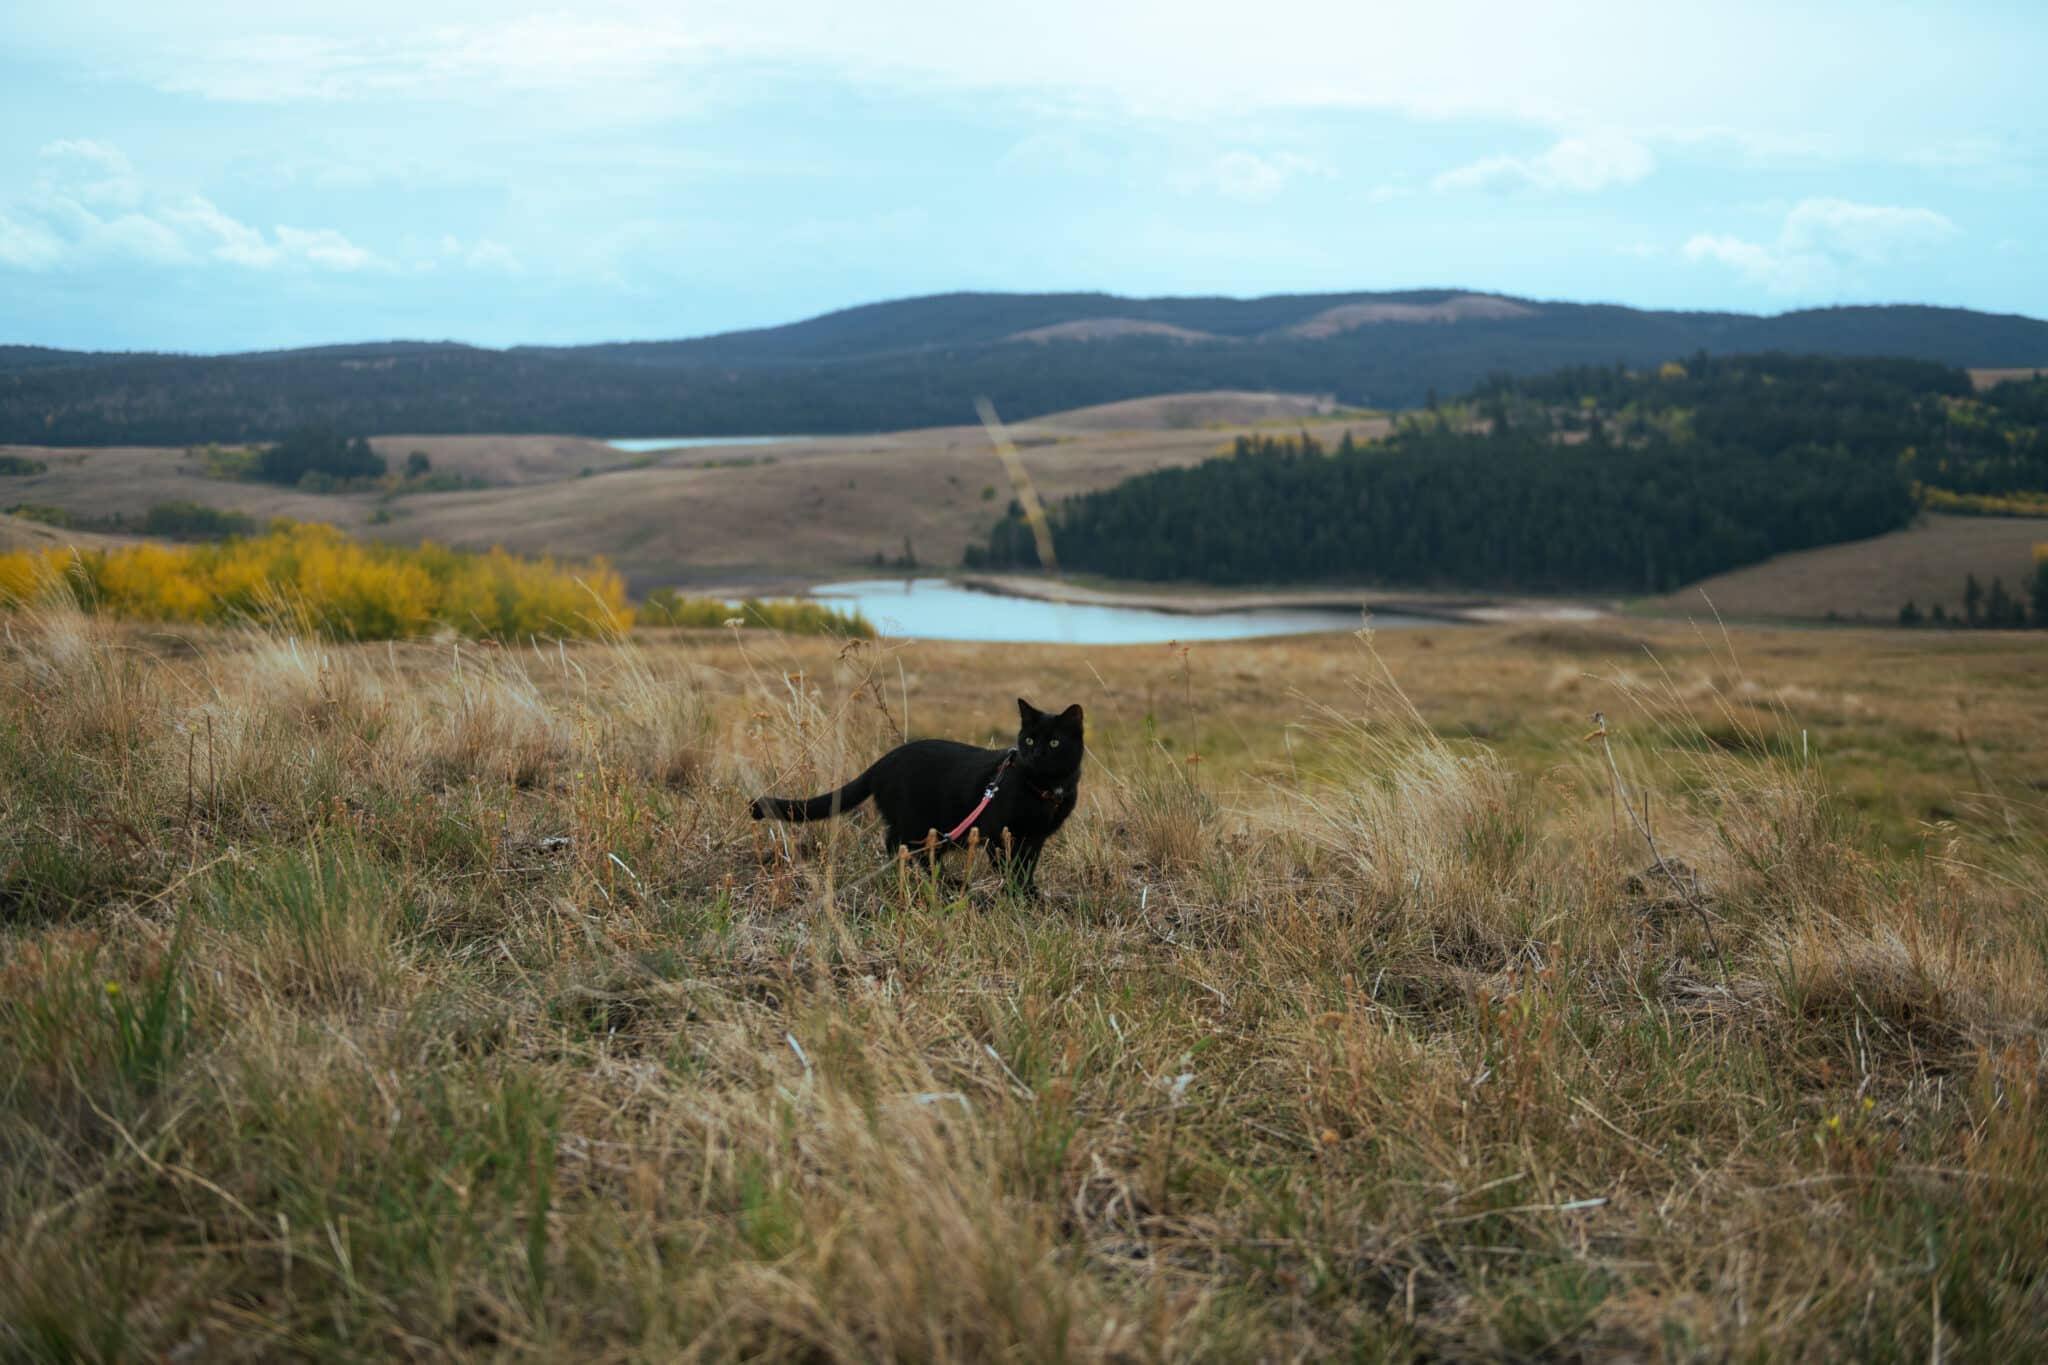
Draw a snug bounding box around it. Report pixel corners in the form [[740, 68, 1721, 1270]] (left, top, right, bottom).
[[158, 15, 713, 103], [437, 233, 521, 271], [0, 210, 67, 270], [88, 213, 194, 265], [1683, 234, 1800, 289], [10, 0, 2032, 197], [1174, 151, 1333, 202], [1435, 131, 1655, 193], [276, 225, 375, 270], [1, 148, 383, 273], [1002, 132, 1110, 178], [166, 195, 281, 267], [463, 239, 521, 271], [1683, 197, 1957, 295], [39, 139, 144, 209], [437, 14, 707, 92], [81, 0, 2006, 145], [783, 208, 929, 246], [1779, 197, 1956, 263]]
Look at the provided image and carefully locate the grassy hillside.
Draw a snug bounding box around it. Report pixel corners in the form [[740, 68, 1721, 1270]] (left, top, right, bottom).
[[1648, 513, 2046, 622], [2, 403, 1386, 586], [3, 612, 2046, 1359]]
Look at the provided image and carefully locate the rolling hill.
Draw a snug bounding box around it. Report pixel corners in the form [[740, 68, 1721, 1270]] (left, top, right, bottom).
[[6, 290, 2048, 446], [1, 399, 1393, 587]]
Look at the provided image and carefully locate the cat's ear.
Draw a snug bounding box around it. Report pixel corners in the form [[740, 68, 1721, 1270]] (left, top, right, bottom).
[[1017, 697, 1040, 722], [1060, 703, 1084, 725]]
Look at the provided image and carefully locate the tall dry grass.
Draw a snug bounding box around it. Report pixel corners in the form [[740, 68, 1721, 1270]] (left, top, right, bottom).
[[1, 610, 2045, 1361]]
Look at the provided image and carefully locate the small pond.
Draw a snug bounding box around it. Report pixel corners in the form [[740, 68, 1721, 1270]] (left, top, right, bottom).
[[808, 578, 1432, 645], [605, 436, 811, 453]]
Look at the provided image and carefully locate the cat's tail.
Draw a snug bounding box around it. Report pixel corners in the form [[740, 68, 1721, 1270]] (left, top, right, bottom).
[[749, 765, 875, 823]]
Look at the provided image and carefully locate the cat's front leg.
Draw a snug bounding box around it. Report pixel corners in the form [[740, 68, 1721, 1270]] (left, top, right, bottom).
[[1005, 839, 1045, 901]]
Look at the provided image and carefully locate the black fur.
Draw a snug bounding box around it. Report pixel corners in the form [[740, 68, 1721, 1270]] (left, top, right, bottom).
[[751, 698, 1084, 893]]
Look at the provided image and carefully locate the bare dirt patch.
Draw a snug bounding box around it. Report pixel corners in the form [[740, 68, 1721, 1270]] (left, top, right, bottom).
[[1276, 293, 1537, 339], [1969, 367, 2048, 391], [1007, 319, 1223, 345]]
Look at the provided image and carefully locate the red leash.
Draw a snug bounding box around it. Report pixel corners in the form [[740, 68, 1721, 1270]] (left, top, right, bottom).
[[943, 750, 1015, 843]]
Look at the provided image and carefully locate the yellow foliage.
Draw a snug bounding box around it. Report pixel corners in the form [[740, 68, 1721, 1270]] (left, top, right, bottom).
[[1658, 361, 1687, 380], [1914, 484, 2048, 518], [0, 522, 631, 641]]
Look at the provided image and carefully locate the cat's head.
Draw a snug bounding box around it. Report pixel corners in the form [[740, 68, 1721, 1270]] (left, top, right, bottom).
[[1015, 698, 1084, 774]]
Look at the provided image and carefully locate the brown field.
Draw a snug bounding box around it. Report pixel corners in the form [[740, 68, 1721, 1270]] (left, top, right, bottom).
[[1028, 390, 1351, 431], [367, 433, 646, 485], [0, 394, 1391, 589], [1008, 319, 1224, 345], [4, 609, 2046, 1360], [1969, 366, 2048, 390], [368, 422, 1267, 586], [1647, 513, 2045, 622], [1279, 293, 1537, 338]]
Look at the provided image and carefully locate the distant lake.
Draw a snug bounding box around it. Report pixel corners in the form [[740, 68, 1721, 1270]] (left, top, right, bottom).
[[809, 578, 1421, 645], [605, 435, 810, 453]]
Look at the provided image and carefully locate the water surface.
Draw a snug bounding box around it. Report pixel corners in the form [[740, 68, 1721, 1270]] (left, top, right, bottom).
[[605, 435, 810, 453], [809, 578, 1423, 645]]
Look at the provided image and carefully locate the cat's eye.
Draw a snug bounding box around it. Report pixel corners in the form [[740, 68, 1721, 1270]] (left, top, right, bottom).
[[1024, 738, 1034, 746], [1049, 739, 1060, 748]]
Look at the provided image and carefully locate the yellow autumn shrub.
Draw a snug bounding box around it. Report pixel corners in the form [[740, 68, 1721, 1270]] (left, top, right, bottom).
[[0, 522, 630, 641], [1914, 483, 2048, 517]]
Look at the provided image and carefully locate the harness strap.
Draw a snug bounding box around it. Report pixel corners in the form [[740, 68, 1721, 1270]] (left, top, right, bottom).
[[942, 749, 1015, 844]]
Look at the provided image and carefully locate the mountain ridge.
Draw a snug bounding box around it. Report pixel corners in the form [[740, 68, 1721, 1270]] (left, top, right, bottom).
[[6, 290, 2047, 445]]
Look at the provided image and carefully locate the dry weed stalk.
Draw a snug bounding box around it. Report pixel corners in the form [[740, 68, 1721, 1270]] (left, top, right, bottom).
[[1588, 708, 1728, 977]]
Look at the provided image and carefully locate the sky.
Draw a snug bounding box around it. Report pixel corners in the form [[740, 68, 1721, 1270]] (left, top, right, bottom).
[[2, 1, 2043, 353]]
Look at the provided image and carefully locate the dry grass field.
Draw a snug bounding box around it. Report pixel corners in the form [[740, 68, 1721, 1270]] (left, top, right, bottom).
[[4, 609, 2046, 1360]]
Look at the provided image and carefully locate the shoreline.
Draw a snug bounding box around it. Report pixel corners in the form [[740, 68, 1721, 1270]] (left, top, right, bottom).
[[950, 574, 1609, 625], [637, 571, 1610, 625]]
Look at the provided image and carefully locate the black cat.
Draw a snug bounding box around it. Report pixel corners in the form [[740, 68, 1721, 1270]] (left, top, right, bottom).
[[750, 698, 1084, 894]]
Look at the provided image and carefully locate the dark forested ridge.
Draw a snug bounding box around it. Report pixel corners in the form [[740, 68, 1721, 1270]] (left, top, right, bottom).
[[0, 345, 102, 374], [6, 291, 2048, 445], [969, 355, 2048, 594]]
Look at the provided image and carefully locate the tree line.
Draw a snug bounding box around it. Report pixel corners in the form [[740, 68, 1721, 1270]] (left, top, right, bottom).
[[969, 355, 2047, 594], [1900, 565, 2048, 629]]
